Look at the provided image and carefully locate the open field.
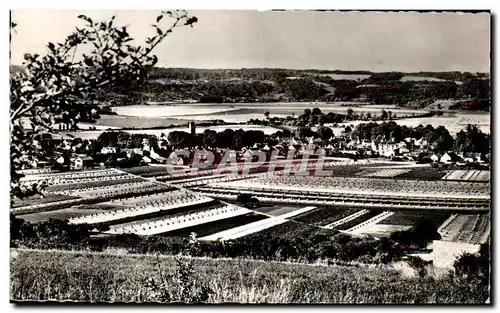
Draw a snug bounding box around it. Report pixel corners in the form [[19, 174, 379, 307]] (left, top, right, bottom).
[[78, 115, 211, 129], [10, 249, 488, 303], [110, 103, 429, 121]]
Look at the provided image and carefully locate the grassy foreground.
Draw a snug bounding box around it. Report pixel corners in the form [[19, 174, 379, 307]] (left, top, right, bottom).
[[10, 249, 486, 304]]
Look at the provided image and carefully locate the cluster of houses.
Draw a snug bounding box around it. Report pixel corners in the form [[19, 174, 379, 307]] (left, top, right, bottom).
[[30, 126, 490, 172]]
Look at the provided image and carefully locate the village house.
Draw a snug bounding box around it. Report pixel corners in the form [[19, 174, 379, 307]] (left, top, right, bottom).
[[376, 142, 408, 158], [430, 154, 440, 162], [440, 152, 462, 164], [71, 155, 94, 170]]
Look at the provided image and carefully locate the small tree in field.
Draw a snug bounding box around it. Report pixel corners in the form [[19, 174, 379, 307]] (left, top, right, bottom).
[[10, 11, 197, 198]]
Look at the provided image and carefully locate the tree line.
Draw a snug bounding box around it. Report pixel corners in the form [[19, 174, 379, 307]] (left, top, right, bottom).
[[103, 68, 490, 108], [352, 121, 490, 154]]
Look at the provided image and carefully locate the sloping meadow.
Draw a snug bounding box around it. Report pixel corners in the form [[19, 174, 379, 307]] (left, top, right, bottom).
[[10, 249, 488, 304]]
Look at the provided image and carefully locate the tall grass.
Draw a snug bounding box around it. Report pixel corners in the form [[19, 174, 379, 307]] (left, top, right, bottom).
[[10, 249, 488, 304]]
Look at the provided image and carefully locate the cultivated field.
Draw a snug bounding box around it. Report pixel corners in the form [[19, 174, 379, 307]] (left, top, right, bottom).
[[12, 163, 491, 269], [438, 214, 490, 244], [78, 115, 211, 129], [442, 170, 490, 182], [213, 175, 490, 199]]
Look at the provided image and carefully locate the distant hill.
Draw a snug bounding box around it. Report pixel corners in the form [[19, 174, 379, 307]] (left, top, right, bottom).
[[10, 65, 490, 110]]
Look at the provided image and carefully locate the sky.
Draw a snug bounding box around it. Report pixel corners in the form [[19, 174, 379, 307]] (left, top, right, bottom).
[[10, 10, 491, 72]]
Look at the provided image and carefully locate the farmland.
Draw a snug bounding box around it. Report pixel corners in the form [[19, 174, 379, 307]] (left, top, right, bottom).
[[209, 175, 490, 200], [438, 214, 490, 244], [241, 220, 338, 240], [396, 167, 449, 180], [10, 163, 491, 304], [78, 114, 211, 129], [378, 211, 429, 226], [14, 165, 490, 242], [331, 210, 383, 231], [291, 207, 361, 226], [11, 164, 490, 278], [11, 194, 80, 209], [442, 170, 490, 182], [161, 213, 268, 238]]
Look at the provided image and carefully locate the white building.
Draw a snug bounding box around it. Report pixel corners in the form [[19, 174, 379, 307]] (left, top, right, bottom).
[[101, 146, 118, 154]]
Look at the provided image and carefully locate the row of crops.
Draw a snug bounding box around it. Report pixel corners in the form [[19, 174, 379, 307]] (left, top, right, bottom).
[[11, 194, 80, 209], [333, 210, 383, 231], [220, 175, 490, 198], [47, 177, 145, 193]]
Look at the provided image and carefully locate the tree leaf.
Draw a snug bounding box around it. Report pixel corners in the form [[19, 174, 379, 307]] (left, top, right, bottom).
[[156, 15, 163, 23]]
